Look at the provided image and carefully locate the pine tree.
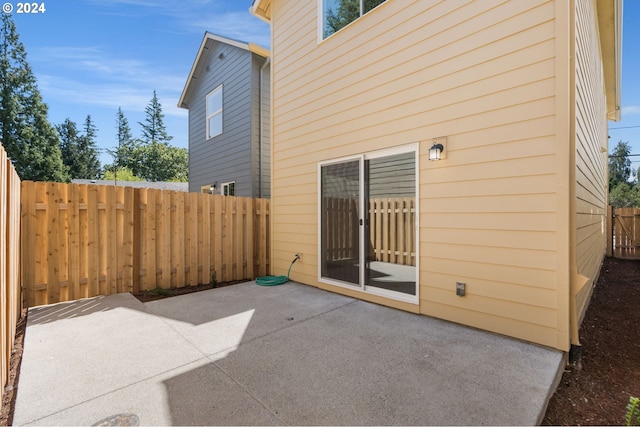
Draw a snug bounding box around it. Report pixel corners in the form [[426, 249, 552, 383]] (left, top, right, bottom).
[[104, 107, 143, 180], [134, 92, 186, 182], [139, 90, 172, 145], [114, 107, 138, 169], [77, 115, 101, 179], [609, 140, 632, 190], [57, 118, 81, 175], [116, 107, 133, 158], [58, 116, 101, 179], [0, 13, 69, 181]]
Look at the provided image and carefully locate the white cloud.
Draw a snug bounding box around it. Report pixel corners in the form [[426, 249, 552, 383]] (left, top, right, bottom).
[[621, 105, 640, 116], [38, 74, 187, 118], [32, 46, 187, 116]]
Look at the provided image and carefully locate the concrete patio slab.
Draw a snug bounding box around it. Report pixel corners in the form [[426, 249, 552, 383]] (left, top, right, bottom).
[[12, 281, 563, 426]]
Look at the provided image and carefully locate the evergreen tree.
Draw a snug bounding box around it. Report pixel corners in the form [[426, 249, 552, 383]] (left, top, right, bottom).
[[77, 115, 101, 179], [132, 92, 186, 182], [138, 90, 172, 145], [104, 107, 140, 178], [116, 107, 133, 160], [609, 140, 632, 190], [58, 116, 101, 179], [115, 107, 139, 169], [57, 118, 81, 175], [0, 13, 69, 181]]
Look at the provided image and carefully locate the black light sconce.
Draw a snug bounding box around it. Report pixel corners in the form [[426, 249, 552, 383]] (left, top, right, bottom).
[[429, 137, 447, 161], [209, 182, 217, 194]]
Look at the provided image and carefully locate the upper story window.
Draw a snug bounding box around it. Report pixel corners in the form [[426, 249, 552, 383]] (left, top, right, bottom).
[[321, 0, 387, 39], [206, 85, 223, 139]]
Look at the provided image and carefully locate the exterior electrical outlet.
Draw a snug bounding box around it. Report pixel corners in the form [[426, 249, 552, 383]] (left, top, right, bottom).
[[456, 282, 466, 297]]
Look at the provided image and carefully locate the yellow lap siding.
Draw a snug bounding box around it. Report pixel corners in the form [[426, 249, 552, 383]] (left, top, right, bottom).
[[270, 0, 573, 349]]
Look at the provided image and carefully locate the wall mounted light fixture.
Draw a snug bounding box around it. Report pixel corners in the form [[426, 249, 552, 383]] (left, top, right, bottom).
[[429, 137, 447, 161], [429, 143, 444, 161]]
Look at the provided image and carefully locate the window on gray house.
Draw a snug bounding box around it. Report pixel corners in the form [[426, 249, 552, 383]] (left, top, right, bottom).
[[206, 85, 223, 139], [221, 181, 235, 196], [322, 0, 386, 39]]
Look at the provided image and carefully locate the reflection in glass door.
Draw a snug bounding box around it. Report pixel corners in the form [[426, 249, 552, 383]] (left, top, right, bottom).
[[365, 151, 416, 296], [319, 146, 417, 301]]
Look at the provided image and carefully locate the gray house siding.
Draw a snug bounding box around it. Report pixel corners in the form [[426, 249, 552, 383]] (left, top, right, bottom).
[[186, 40, 255, 196]]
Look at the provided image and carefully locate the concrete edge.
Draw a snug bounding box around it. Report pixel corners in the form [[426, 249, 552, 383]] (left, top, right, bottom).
[[535, 351, 567, 425]]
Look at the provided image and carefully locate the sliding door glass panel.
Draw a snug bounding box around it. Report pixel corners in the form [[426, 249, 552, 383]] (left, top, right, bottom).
[[365, 151, 416, 295], [320, 160, 361, 285]]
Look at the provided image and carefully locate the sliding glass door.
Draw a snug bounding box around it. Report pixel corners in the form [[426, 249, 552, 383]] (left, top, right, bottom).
[[320, 159, 361, 285], [320, 146, 417, 302]]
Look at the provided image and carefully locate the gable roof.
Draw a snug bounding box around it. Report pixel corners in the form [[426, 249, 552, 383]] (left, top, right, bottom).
[[250, 0, 271, 22], [178, 32, 269, 109]]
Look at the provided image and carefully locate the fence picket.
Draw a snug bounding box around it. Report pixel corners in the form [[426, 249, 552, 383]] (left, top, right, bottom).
[[187, 192, 198, 286], [201, 194, 211, 284], [213, 195, 223, 284], [68, 184, 80, 300], [87, 185, 99, 298], [46, 182, 61, 304], [158, 191, 171, 288]]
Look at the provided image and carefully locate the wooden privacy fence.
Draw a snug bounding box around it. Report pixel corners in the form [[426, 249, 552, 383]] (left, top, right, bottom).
[[1, 146, 21, 407], [609, 206, 640, 259], [323, 197, 416, 266], [21, 181, 270, 307]]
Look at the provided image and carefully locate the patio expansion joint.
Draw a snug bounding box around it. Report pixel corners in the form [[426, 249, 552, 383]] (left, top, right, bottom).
[[210, 361, 290, 426]]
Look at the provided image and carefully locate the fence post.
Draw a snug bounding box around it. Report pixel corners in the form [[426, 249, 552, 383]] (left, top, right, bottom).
[[606, 205, 613, 257]]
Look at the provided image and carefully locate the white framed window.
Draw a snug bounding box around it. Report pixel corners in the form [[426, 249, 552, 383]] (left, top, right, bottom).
[[221, 181, 235, 196], [320, 0, 387, 40], [206, 85, 223, 139]]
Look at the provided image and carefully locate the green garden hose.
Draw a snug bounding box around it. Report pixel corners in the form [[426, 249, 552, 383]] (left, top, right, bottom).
[[256, 254, 299, 286]]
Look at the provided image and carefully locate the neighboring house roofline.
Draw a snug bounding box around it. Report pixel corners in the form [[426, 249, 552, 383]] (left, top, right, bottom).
[[596, 0, 623, 122], [71, 179, 189, 192], [178, 32, 269, 109], [250, 0, 271, 23]]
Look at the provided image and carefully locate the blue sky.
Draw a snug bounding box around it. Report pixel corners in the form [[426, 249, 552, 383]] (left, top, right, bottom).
[[8, 1, 640, 171], [11, 0, 270, 166], [610, 0, 640, 173]]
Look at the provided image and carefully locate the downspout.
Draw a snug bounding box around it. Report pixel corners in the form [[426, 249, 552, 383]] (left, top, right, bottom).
[[258, 56, 270, 198]]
